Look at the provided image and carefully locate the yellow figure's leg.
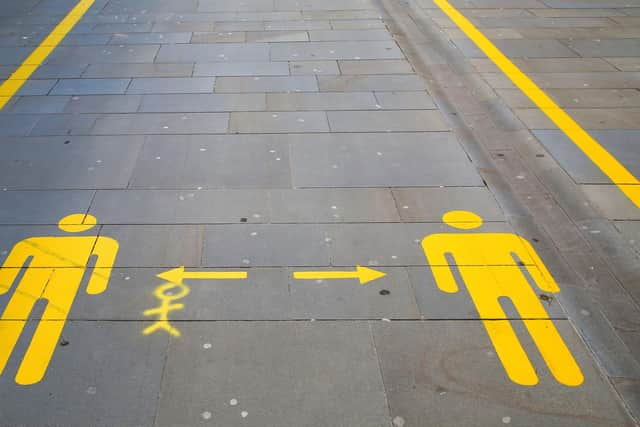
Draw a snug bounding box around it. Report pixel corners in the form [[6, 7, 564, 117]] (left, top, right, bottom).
[[500, 268, 584, 387], [482, 319, 539, 386], [16, 269, 82, 385], [0, 269, 51, 379], [462, 267, 539, 386], [523, 319, 583, 386]]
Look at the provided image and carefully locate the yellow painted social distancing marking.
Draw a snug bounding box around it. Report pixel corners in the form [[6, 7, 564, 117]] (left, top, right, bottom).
[[293, 265, 386, 285], [0, 214, 118, 385], [434, 0, 640, 209], [423, 210, 583, 386], [0, 0, 95, 110]]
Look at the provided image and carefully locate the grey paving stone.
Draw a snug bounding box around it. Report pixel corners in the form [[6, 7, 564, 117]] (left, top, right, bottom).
[[58, 34, 112, 45], [338, 59, 414, 74], [29, 114, 99, 136], [0, 321, 166, 427], [0, 47, 31, 65], [290, 267, 420, 319], [3, 96, 70, 114], [582, 186, 640, 221], [46, 45, 160, 64], [91, 22, 153, 33], [0, 136, 143, 189], [245, 30, 309, 42], [155, 322, 389, 427], [372, 321, 632, 427], [139, 93, 266, 112], [90, 189, 270, 224], [373, 91, 436, 109], [92, 113, 229, 135], [308, 29, 391, 41], [194, 61, 290, 76], [391, 187, 504, 222], [533, 130, 640, 184], [615, 221, 640, 253], [103, 0, 198, 13], [229, 111, 329, 133], [407, 266, 567, 319], [331, 19, 387, 29], [318, 75, 426, 91], [289, 60, 340, 75], [605, 57, 640, 72], [454, 38, 578, 58], [31, 63, 88, 78], [270, 41, 404, 60], [0, 115, 40, 136], [109, 32, 192, 44], [290, 132, 483, 187], [263, 20, 332, 30], [199, 0, 276, 12], [82, 63, 194, 78], [156, 43, 269, 62], [266, 92, 378, 110], [328, 110, 448, 132], [202, 224, 330, 267], [483, 71, 640, 90], [269, 188, 400, 222], [151, 21, 215, 33], [14, 79, 57, 96], [50, 79, 131, 95], [102, 224, 204, 267], [565, 39, 640, 58], [215, 76, 318, 92], [191, 31, 246, 43], [127, 77, 216, 94], [128, 134, 291, 189], [0, 190, 94, 224], [63, 95, 143, 113]]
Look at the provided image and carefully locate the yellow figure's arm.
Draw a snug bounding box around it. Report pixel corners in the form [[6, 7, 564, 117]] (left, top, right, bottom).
[[422, 235, 459, 293], [86, 237, 119, 295], [0, 241, 30, 295], [518, 237, 560, 293]]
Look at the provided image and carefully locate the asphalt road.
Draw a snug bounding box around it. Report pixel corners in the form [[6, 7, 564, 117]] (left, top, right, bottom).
[[0, 0, 639, 425]]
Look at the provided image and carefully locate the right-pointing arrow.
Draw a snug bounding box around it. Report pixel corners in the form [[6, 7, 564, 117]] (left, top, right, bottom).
[[292, 265, 386, 285]]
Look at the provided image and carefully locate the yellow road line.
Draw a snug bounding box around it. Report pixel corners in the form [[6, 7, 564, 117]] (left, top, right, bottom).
[[0, 0, 94, 109], [433, 0, 640, 209]]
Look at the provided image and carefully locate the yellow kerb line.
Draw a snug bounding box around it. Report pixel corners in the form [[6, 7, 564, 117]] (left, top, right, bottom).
[[433, 0, 640, 209], [0, 0, 95, 109]]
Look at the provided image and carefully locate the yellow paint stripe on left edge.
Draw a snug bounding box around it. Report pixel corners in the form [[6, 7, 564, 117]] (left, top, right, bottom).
[[0, 0, 95, 110], [433, 0, 640, 209]]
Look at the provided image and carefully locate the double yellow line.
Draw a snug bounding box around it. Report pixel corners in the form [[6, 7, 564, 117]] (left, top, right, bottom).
[[0, 0, 94, 110], [434, 0, 640, 209]]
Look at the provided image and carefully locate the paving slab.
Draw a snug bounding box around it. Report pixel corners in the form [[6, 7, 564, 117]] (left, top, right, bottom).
[[155, 322, 389, 427], [128, 134, 291, 189], [0, 137, 143, 189], [0, 321, 166, 427], [127, 77, 216, 94], [372, 320, 632, 427], [289, 132, 483, 187], [92, 112, 229, 135], [139, 93, 266, 112]]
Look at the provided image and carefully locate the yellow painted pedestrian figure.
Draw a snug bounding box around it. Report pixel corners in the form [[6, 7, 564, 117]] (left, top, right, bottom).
[[422, 210, 583, 387], [0, 214, 118, 385]]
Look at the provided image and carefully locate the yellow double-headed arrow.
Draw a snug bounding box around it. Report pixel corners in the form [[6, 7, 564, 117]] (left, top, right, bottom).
[[157, 265, 386, 285]]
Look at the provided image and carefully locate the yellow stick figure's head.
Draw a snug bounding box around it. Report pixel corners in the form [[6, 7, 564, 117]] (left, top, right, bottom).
[[442, 210, 483, 230], [58, 214, 98, 233]]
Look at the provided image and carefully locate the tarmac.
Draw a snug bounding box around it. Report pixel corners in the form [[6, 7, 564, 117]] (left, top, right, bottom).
[[0, 0, 639, 425]]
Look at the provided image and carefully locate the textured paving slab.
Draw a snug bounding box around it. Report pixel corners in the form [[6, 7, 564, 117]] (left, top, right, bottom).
[[373, 321, 633, 427]]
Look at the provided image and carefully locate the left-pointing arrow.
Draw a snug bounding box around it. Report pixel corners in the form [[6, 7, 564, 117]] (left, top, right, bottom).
[[157, 266, 248, 284]]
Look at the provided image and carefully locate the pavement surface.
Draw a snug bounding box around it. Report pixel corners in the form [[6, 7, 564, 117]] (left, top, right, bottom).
[[0, 0, 639, 426]]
